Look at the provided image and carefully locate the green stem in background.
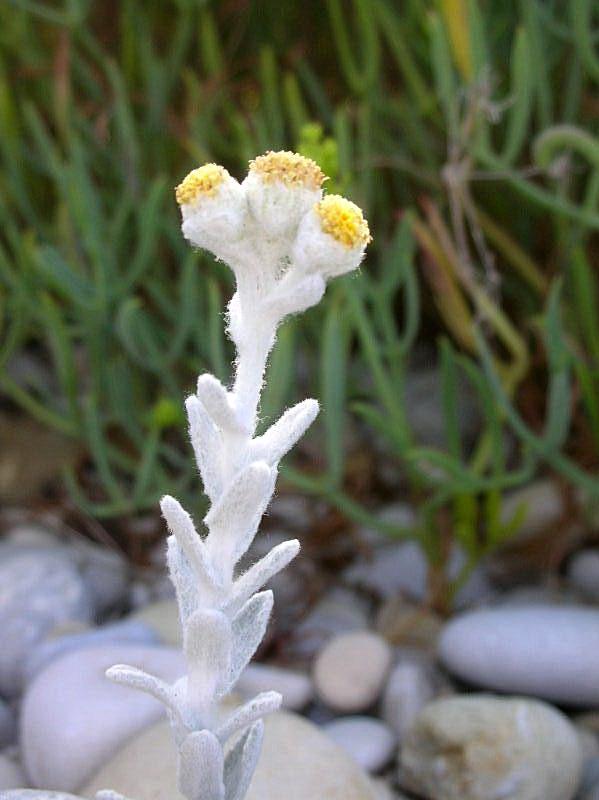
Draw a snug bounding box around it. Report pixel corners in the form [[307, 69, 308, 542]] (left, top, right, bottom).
[[326, 0, 380, 96], [571, 0, 599, 82]]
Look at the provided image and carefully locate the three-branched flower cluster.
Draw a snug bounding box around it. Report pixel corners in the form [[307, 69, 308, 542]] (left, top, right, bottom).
[[97, 151, 370, 800]]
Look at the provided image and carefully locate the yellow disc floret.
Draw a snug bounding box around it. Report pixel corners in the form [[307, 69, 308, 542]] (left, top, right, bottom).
[[175, 164, 228, 205], [249, 151, 325, 189], [315, 195, 371, 249]]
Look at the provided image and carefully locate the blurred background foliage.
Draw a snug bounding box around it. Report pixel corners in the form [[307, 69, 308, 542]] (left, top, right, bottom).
[[1, 0, 599, 604]]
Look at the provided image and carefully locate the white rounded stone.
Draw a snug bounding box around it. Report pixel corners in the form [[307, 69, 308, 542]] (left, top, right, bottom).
[[323, 716, 396, 773], [237, 663, 313, 710], [83, 712, 377, 800], [0, 793, 84, 800], [23, 620, 159, 686], [314, 632, 392, 713], [0, 550, 92, 697], [439, 605, 599, 705], [382, 660, 435, 739], [20, 644, 184, 792], [400, 695, 582, 800]]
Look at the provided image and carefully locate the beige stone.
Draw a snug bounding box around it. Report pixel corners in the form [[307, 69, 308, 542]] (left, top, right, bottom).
[[400, 695, 582, 800], [83, 712, 376, 800], [130, 600, 182, 647], [313, 632, 392, 712]]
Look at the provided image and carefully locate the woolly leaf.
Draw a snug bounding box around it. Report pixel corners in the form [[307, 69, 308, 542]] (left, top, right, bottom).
[[226, 590, 273, 693], [178, 729, 225, 800], [224, 720, 264, 800], [186, 394, 223, 502], [197, 373, 249, 434], [205, 462, 277, 567], [217, 690, 281, 742], [161, 495, 221, 592], [250, 399, 319, 465], [225, 539, 300, 617]]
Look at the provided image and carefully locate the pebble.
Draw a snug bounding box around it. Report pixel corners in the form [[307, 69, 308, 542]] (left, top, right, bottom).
[[237, 663, 313, 711], [291, 587, 369, 660], [500, 479, 563, 542], [0, 701, 15, 749], [23, 619, 159, 685], [375, 596, 442, 651], [439, 605, 599, 705], [343, 541, 491, 609], [568, 550, 599, 603], [4, 527, 128, 617], [20, 644, 185, 792], [314, 632, 392, 713], [322, 717, 396, 773], [0, 753, 26, 791], [129, 599, 182, 647], [400, 695, 582, 800], [580, 758, 599, 797], [83, 713, 377, 799], [0, 793, 84, 800], [382, 660, 435, 739], [0, 549, 93, 697]]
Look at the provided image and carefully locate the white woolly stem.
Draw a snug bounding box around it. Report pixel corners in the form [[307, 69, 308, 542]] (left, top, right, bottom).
[[100, 151, 373, 800]]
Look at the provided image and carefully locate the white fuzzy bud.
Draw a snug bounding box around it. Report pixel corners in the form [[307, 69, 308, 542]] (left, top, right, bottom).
[[292, 194, 371, 278], [243, 151, 325, 238], [176, 164, 248, 260]]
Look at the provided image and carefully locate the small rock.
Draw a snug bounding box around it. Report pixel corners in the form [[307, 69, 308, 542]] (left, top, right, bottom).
[[83, 713, 377, 799], [584, 785, 599, 800], [323, 717, 396, 773], [0, 752, 26, 791], [568, 550, 599, 603], [20, 644, 185, 791], [23, 619, 159, 685], [0, 549, 93, 697], [314, 632, 392, 713], [375, 596, 442, 651], [400, 695, 582, 800], [382, 660, 435, 739], [580, 758, 599, 797], [369, 779, 410, 799], [496, 583, 583, 606], [237, 663, 313, 710], [343, 541, 491, 609], [0, 793, 84, 799], [0, 701, 15, 749], [500, 479, 564, 542], [439, 605, 599, 705], [291, 587, 369, 660], [78, 545, 128, 616], [129, 599, 181, 647]]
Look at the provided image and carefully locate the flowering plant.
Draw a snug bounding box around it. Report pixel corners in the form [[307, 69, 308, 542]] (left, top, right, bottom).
[[97, 151, 370, 800]]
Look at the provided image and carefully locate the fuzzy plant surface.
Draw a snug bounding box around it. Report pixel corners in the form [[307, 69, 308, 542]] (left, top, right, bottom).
[[95, 151, 370, 800]]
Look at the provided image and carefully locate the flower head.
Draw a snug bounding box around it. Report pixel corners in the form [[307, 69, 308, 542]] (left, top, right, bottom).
[[243, 150, 325, 238], [175, 164, 228, 205], [315, 195, 371, 249], [292, 194, 371, 278], [176, 164, 247, 259], [248, 151, 325, 190]]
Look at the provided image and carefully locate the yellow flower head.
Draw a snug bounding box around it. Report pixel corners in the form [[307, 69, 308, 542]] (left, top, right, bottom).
[[249, 151, 325, 190], [175, 164, 229, 206], [315, 195, 371, 249]]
